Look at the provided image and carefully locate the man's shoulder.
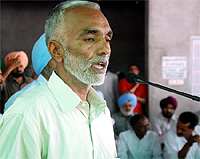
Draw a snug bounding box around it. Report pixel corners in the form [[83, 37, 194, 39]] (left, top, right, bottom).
[[4, 83, 53, 115], [119, 78, 127, 83], [155, 112, 162, 118], [147, 130, 159, 138], [195, 125, 200, 132], [112, 112, 121, 118], [120, 129, 132, 137], [164, 127, 176, 139], [24, 75, 34, 83], [152, 112, 163, 121]]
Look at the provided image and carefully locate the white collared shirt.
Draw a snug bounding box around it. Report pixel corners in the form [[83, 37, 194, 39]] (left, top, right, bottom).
[[164, 126, 200, 159], [0, 71, 117, 159], [117, 129, 163, 159], [151, 112, 178, 135]]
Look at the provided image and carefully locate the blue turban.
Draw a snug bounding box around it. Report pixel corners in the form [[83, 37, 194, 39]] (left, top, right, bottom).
[[118, 93, 137, 109], [32, 33, 52, 75]]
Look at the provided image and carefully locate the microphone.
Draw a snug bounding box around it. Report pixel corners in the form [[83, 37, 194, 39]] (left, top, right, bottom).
[[126, 73, 145, 84], [126, 73, 200, 102]]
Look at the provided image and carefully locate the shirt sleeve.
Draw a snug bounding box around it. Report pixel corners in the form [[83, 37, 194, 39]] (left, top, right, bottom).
[[163, 132, 179, 159], [152, 135, 163, 159], [117, 133, 129, 159], [151, 116, 162, 135], [0, 114, 41, 159]]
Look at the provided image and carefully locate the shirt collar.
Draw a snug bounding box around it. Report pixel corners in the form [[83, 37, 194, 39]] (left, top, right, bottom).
[[48, 71, 107, 121], [48, 71, 81, 114], [87, 87, 107, 122], [37, 74, 47, 85]]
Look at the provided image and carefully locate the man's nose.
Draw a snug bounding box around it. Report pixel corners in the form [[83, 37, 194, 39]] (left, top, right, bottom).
[[96, 39, 111, 56], [177, 128, 182, 134]]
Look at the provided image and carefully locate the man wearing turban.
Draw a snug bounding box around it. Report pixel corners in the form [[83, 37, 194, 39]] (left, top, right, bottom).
[[118, 64, 148, 114], [112, 93, 137, 140], [4, 33, 55, 112], [151, 96, 178, 143], [1, 51, 34, 113]]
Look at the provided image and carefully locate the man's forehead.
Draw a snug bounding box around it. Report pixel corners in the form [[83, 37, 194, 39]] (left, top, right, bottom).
[[178, 120, 190, 128], [138, 117, 149, 125], [66, 7, 110, 25]]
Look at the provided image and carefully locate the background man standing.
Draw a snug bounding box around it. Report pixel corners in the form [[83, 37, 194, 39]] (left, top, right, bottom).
[[119, 64, 147, 114], [4, 33, 55, 112], [0, 1, 116, 158], [1, 51, 33, 113]]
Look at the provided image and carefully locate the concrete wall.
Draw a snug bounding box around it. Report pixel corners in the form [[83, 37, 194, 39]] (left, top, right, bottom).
[[148, 0, 200, 122]]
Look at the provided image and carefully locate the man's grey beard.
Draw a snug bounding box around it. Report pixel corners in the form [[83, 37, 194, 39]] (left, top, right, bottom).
[[63, 47, 108, 85], [120, 107, 134, 117]]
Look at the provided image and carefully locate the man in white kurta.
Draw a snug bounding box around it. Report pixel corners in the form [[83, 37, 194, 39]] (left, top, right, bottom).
[[164, 112, 200, 159], [164, 126, 200, 159], [151, 96, 178, 137], [117, 114, 163, 159]]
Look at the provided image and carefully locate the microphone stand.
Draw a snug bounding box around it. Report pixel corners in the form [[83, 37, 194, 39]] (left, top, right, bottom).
[[140, 79, 200, 102]]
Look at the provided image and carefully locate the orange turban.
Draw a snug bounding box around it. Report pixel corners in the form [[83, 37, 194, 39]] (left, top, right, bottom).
[[4, 51, 29, 69]]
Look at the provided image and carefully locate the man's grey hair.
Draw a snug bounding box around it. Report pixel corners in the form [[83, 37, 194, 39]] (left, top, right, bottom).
[[44, 0, 100, 46]]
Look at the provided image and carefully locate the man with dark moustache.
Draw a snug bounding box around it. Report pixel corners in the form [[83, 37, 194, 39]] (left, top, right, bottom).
[[152, 96, 178, 137], [1, 51, 33, 113], [117, 114, 162, 159], [164, 112, 200, 159]]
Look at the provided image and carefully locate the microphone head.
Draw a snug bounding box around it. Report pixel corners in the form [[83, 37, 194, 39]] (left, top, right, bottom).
[[126, 73, 138, 84]]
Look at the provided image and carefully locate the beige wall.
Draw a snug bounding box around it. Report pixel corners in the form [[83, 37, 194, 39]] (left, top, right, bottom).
[[148, 0, 200, 122]]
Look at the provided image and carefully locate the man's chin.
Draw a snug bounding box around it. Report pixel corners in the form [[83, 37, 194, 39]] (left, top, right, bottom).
[[11, 72, 23, 78], [90, 75, 105, 86]]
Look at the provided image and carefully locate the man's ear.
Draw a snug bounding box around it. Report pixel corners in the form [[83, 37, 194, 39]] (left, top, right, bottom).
[[48, 40, 64, 63]]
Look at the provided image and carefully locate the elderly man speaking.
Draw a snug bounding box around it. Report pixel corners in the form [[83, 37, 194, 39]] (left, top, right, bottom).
[[0, 1, 117, 159]]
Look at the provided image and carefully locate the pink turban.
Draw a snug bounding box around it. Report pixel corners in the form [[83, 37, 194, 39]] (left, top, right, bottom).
[[4, 51, 29, 69], [160, 96, 178, 109]]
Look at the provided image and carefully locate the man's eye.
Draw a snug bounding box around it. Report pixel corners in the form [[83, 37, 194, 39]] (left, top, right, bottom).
[[106, 39, 111, 43], [85, 38, 95, 42]]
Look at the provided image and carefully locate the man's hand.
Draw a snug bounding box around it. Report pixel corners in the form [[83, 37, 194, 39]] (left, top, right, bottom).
[[187, 135, 200, 146], [8, 56, 21, 70], [178, 135, 200, 159], [128, 83, 139, 93]]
